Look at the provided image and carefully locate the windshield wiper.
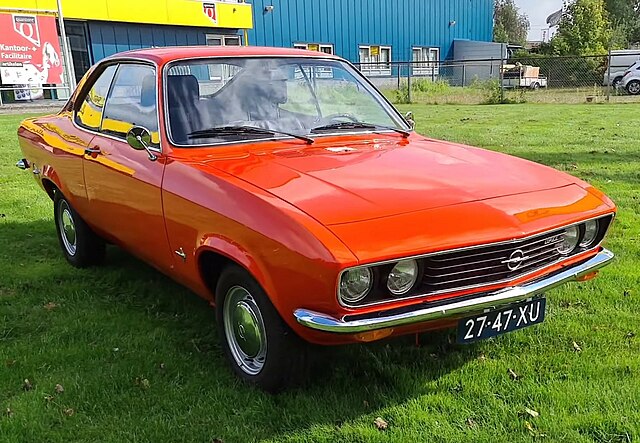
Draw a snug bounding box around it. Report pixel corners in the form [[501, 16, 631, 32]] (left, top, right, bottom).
[[188, 125, 314, 144], [311, 121, 411, 138]]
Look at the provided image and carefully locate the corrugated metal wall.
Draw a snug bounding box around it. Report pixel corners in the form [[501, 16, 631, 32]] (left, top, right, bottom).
[[87, 21, 237, 61], [248, 0, 493, 62]]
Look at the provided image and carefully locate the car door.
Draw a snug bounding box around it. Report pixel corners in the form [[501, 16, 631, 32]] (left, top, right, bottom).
[[81, 62, 173, 273]]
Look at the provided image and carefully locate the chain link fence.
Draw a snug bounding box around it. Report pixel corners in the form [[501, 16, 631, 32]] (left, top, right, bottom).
[[357, 52, 640, 105]]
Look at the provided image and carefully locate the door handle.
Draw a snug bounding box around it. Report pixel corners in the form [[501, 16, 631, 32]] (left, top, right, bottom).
[[84, 147, 101, 156]]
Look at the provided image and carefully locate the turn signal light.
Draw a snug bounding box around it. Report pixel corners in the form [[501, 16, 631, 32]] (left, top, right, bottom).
[[354, 328, 394, 342], [576, 271, 599, 282]]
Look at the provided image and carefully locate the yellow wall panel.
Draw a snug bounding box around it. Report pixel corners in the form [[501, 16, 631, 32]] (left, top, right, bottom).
[[0, 0, 253, 29]]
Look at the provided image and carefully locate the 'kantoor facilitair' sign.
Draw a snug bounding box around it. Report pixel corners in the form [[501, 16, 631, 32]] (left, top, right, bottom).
[[0, 13, 64, 86]]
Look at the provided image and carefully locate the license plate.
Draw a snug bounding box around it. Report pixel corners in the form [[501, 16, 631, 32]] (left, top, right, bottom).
[[457, 298, 546, 344]]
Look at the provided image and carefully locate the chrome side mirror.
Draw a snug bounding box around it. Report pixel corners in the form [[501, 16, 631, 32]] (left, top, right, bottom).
[[126, 126, 157, 161], [405, 111, 415, 130]]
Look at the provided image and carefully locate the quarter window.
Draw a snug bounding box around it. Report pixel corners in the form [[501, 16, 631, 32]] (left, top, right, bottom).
[[101, 64, 159, 146], [75, 65, 117, 131], [358, 45, 391, 76]]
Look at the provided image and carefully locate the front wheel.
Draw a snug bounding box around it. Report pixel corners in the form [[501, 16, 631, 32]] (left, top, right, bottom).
[[53, 192, 105, 267], [611, 77, 623, 88], [215, 265, 308, 392], [626, 80, 640, 95]]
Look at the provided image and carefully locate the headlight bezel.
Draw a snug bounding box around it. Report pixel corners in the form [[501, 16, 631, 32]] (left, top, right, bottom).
[[579, 219, 600, 248], [557, 225, 581, 255], [386, 259, 420, 296], [338, 267, 374, 305]]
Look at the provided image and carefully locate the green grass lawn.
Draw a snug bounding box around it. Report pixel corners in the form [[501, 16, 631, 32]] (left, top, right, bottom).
[[1, 104, 639, 443]]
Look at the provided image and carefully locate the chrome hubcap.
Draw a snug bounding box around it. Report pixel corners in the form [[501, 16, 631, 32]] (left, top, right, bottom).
[[58, 200, 77, 256], [223, 286, 267, 376], [629, 82, 640, 94]]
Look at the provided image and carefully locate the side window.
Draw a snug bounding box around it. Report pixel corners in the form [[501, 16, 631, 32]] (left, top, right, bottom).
[[75, 65, 117, 130], [101, 64, 159, 146]]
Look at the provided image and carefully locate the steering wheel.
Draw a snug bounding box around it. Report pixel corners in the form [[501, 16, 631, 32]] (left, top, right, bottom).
[[323, 113, 359, 123]]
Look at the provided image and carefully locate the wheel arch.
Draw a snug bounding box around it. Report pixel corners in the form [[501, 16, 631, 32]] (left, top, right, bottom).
[[196, 240, 275, 309], [41, 178, 59, 200]]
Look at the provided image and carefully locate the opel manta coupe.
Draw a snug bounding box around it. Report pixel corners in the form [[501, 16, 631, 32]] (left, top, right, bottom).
[[17, 47, 615, 392]]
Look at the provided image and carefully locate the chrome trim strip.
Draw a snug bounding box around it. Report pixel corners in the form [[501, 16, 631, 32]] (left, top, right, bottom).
[[296, 249, 614, 334], [337, 213, 615, 308]]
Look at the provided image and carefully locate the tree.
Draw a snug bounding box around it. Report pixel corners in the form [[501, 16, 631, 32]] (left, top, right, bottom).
[[605, 0, 640, 46], [550, 0, 612, 55], [493, 0, 530, 46]]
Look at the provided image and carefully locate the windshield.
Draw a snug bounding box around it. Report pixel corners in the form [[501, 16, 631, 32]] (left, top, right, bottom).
[[164, 57, 408, 146]]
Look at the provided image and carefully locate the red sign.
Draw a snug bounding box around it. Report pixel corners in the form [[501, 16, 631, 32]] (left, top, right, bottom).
[[0, 13, 64, 86], [203, 3, 217, 24]]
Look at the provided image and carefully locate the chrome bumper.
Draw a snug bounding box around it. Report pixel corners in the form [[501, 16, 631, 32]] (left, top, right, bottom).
[[294, 249, 614, 334]]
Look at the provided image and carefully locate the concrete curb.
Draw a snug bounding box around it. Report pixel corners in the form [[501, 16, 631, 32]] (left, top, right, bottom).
[[0, 101, 65, 115]]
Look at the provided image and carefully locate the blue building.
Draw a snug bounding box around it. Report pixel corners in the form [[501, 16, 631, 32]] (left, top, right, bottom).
[[1, 0, 494, 89], [248, 0, 494, 69]]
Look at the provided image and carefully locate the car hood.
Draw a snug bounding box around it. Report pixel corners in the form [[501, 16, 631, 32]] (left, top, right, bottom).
[[205, 135, 576, 225]]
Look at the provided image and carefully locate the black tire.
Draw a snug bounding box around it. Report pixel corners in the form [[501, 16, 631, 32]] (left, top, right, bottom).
[[626, 80, 640, 95], [531, 82, 540, 90], [611, 77, 623, 88], [215, 265, 308, 393], [53, 191, 106, 268]]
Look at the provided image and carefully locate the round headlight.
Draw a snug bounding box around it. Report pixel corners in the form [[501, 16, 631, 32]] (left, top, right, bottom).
[[558, 225, 580, 255], [387, 260, 419, 296], [580, 219, 599, 248], [339, 268, 373, 304]]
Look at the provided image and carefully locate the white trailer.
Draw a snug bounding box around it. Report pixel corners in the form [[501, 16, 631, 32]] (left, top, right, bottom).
[[502, 65, 547, 90]]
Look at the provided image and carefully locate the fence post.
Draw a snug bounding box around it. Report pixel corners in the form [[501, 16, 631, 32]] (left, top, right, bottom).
[[397, 63, 401, 90], [462, 64, 466, 87], [406, 62, 412, 103], [500, 57, 505, 103], [606, 47, 612, 102]]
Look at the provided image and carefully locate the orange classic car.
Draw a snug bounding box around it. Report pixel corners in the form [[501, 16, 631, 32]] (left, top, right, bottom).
[[17, 46, 615, 392]]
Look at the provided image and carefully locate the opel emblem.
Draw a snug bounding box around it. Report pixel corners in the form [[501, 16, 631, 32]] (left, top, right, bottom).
[[502, 249, 528, 271]]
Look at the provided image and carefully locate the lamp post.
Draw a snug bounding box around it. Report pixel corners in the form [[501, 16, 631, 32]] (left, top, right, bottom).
[[56, 0, 76, 92]]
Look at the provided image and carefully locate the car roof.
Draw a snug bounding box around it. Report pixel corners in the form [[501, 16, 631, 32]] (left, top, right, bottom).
[[108, 45, 342, 65]]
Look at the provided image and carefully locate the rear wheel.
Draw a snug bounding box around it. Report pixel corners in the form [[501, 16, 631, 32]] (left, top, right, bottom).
[[54, 192, 105, 267], [215, 265, 308, 392], [531, 82, 540, 90], [627, 80, 640, 95]]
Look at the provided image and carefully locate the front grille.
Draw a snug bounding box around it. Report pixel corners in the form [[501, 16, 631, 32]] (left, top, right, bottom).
[[420, 230, 566, 293]]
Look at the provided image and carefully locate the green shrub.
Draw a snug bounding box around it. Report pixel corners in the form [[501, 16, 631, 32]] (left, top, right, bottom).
[[411, 79, 451, 94], [481, 79, 527, 104], [394, 86, 411, 104]]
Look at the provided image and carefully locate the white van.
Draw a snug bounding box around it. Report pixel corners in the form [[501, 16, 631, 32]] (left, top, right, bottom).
[[604, 49, 640, 87]]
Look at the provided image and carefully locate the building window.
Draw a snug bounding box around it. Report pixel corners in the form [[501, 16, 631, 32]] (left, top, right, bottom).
[[293, 43, 334, 54], [358, 45, 391, 76], [206, 34, 242, 46], [412, 47, 440, 76]]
